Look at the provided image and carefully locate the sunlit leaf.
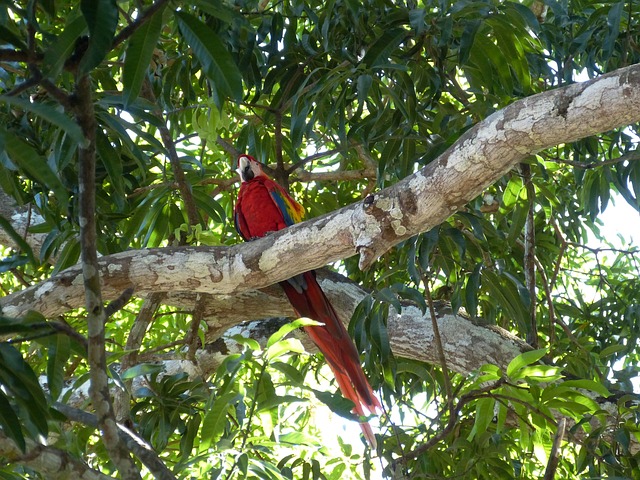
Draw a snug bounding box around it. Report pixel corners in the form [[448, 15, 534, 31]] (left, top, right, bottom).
[[506, 348, 547, 379]]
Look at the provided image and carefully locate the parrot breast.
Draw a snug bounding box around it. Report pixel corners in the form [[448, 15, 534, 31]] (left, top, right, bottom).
[[237, 178, 289, 238]]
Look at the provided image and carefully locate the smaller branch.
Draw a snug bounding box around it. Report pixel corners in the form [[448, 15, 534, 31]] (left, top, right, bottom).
[[543, 418, 566, 480], [423, 277, 453, 405], [404, 378, 506, 460], [292, 167, 376, 183], [549, 150, 640, 169], [104, 288, 134, 318], [115, 293, 162, 423], [54, 402, 177, 480], [217, 135, 240, 158], [142, 80, 200, 231], [38, 76, 74, 109], [140, 338, 187, 356], [186, 294, 205, 361], [0, 49, 41, 63], [531, 255, 557, 344], [4, 76, 40, 96], [286, 148, 343, 174], [111, 0, 171, 49], [0, 430, 113, 480], [549, 218, 568, 290], [521, 164, 537, 348]]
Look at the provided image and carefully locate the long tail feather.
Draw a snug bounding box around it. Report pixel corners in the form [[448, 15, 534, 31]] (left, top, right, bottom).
[[280, 271, 380, 446]]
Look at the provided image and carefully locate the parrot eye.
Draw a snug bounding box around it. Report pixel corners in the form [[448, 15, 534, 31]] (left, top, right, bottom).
[[242, 163, 254, 181]]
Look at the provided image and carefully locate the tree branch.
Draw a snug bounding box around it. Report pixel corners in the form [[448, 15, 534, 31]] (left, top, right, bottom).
[[0, 430, 114, 480], [72, 74, 141, 480], [3, 63, 640, 316], [54, 402, 178, 480]]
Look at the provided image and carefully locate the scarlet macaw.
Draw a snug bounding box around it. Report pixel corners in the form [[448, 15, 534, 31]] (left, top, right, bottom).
[[234, 154, 380, 446]]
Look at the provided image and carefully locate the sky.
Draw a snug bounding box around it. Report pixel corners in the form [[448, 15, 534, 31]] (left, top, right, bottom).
[[596, 194, 640, 393]]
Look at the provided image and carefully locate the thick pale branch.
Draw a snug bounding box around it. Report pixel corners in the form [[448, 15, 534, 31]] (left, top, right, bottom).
[[2, 64, 640, 319]]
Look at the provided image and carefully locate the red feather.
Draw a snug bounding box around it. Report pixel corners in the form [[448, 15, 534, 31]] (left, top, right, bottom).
[[235, 155, 380, 446]]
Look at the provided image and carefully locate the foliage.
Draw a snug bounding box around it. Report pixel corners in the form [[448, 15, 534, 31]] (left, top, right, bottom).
[[0, 0, 639, 478]]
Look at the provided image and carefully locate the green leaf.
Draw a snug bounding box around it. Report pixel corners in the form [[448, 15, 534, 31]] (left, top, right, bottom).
[[0, 96, 85, 146], [312, 389, 357, 420], [0, 25, 28, 51], [0, 129, 69, 209], [270, 361, 305, 385], [370, 307, 391, 365], [123, 6, 164, 107], [459, 20, 481, 65], [121, 362, 165, 380], [506, 348, 547, 378], [561, 379, 611, 398], [391, 284, 426, 313], [0, 344, 49, 438], [42, 15, 87, 79], [52, 236, 80, 275], [200, 392, 241, 449], [231, 334, 261, 352], [266, 318, 321, 348], [95, 129, 125, 210], [0, 391, 25, 452], [599, 344, 626, 358], [0, 216, 35, 264], [602, 1, 624, 60], [191, 188, 226, 224], [465, 262, 482, 320], [467, 396, 495, 441], [180, 415, 201, 460], [361, 28, 406, 68], [265, 338, 305, 361], [79, 0, 119, 74], [175, 11, 243, 102], [279, 431, 320, 446], [514, 365, 562, 382], [47, 334, 71, 401]]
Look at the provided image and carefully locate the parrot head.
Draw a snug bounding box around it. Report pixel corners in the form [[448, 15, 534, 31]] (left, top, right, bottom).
[[237, 154, 264, 182]]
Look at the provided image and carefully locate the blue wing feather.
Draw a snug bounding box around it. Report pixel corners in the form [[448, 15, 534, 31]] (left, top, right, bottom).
[[270, 191, 296, 227]]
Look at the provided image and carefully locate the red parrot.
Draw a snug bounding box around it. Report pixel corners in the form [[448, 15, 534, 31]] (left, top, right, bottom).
[[234, 154, 380, 447]]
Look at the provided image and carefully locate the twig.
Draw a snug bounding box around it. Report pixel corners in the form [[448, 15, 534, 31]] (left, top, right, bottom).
[[543, 418, 566, 480], [111, 0, 171, 49], [142, 79, 200, 231], [549, 217, 568, 295], [4, 76, 40, 97], [54, 402, 177, 480], [104, 288, 134, 318], [423, 277, 453, 405], [114, 292, 164, 423], [548, 150, 640, 169], [112, 291, 155, 424], [403, 378, 506, 460], [186, 294, 205, 361], [521, 164, 538, 347], [286, 148, 344, 174], [217, 135, 240, 158]]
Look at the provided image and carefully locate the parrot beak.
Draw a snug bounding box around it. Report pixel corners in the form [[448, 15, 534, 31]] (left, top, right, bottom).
[[237, 155, 255, 182]]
